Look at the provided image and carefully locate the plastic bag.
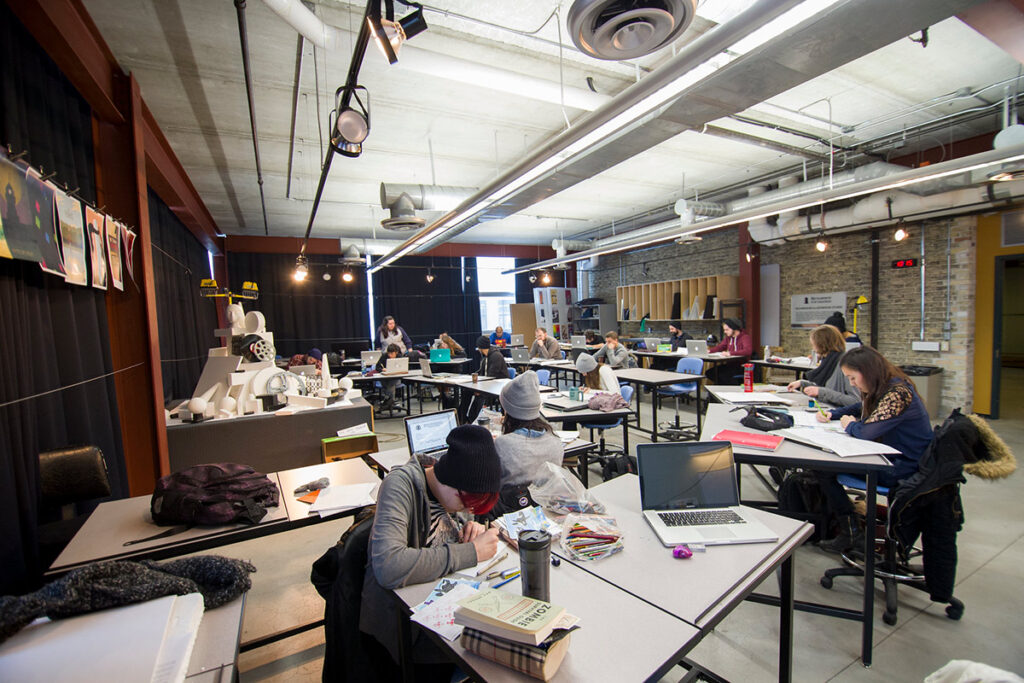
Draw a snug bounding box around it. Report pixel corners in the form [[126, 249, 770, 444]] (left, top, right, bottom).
[[528, 462, 605, 515], [560, 514, 624, 561]]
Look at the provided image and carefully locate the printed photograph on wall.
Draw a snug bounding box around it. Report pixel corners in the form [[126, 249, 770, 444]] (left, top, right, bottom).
[[54, 188, 87, 286], [85, 205, 107, 290], [0, 154, 41, 262], [106, 218, 123, 291], [26, 172, 64, 277], [121, 224, 137, 288]]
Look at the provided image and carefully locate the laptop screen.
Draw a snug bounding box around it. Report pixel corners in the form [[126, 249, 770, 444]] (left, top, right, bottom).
[[405, 410, 458, 455], [637, 442, 739, 510]]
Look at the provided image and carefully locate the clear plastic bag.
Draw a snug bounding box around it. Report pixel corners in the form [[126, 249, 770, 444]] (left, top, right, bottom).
[[560, 514, 623, 561], [528, 462, 606, 515]]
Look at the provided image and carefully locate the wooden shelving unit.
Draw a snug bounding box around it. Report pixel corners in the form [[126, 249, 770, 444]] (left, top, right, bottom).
[[616, 275, 739, 322]]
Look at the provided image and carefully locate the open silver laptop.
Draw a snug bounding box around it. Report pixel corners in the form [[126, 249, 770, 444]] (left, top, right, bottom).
[[419, 359, 453, 378], [404, 409, 458, 459], [571, 335, 586, 348], [511, 348, 530, 363], [643, 337, 661, 352], [361, 350, 382, 369], [685, 339, 708, 356], [637, 441, 778, 546], [382, 357, 409, 374], [510, 334, 524, 346]]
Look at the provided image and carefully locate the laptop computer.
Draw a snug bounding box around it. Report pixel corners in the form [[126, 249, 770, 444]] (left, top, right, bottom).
[[510, 334, 524, 346], [511, 348, 530, 363], [571, 335, 586, 348], [290, 364, 319, 376], [361, 350, 382, 369], [383, 357, 409, 374], [419, 359, 453, 378], [404, 409, 458, 459], [636, 441, 778, 546], [430, 348, 452, 362], [542, 395, 589, 412], [643, 337, 661, 352], [685, 339, 708, 356]]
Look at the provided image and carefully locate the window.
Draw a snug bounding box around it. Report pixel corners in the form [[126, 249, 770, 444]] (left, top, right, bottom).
[[476, 257, 516, 332]]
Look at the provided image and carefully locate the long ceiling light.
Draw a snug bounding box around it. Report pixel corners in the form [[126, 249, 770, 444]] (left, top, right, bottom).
[[368, 0, 830, 273], [503, 143, 1024, 274]]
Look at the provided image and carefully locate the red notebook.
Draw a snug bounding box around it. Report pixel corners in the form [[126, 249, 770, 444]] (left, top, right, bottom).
[[712, 429, 784, 452]]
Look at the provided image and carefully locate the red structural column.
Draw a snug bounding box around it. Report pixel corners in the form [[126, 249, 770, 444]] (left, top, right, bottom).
[[738, 224, 760, 349]]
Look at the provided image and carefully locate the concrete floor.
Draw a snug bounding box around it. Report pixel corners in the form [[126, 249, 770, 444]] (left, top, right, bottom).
[[228, 373, 1024, 682]]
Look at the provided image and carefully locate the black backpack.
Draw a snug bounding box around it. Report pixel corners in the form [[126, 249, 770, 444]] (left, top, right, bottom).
[[150, 463, 279, 526], [776, 469, 833, 542]]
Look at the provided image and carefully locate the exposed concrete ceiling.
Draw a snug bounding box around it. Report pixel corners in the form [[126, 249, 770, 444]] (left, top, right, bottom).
[[81, 0, 1023, 248]]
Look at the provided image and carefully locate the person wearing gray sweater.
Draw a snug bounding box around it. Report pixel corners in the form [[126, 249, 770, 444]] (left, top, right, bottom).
[[360, 425, 501, 666], [529, 327, 562, 359], [591, 330, 633, 368], [787, 324, 860, 406], [494, 371, 562, 487]]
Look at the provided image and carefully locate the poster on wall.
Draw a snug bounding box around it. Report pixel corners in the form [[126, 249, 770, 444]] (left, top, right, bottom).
[[27, 173, 64, 277], [106, 217, 124, 291], [121, 224, 138, 288], [0, 153, 41, 262], [54, 189, 87, 285], [85, 206, 107, 290], [791, 292, 846, 328]]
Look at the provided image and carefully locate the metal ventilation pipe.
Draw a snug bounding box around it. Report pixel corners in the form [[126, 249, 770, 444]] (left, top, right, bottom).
[[380, 184, 477, 213], [551, 238, 593, 259], [340, 239, 407, 257]]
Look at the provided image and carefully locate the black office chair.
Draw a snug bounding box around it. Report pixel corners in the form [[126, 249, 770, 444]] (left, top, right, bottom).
[[37, 446, 112, 568]]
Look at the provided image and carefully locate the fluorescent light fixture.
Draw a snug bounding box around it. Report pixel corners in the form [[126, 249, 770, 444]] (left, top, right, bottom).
[[503, 143, 1024, 274]]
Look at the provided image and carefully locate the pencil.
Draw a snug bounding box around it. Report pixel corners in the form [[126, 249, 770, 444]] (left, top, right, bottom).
[[492, 572, 520, 588], [476, 551, 508, 577]]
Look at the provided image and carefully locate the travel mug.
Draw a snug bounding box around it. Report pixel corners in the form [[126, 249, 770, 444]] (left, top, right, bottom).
[[743, 363, 754, 392], [518, 530, 551, 602]]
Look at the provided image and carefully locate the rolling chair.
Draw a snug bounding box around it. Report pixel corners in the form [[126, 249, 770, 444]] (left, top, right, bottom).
[[37, 446, 112, 569], [580, 385, 634, 482], [535, 369, 551, 386], [655, 357, 704, 441], [507, 368, 517, 380]]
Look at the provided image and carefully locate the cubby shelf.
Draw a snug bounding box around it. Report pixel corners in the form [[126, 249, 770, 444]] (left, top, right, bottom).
[[616, 275, 739, 322]]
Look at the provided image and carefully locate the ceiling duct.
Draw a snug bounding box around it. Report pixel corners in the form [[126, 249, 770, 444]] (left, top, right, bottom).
[[379, 183, 476, 231], [567, 0, 698, 60], [338, 243, 365, 266], [551, 238, 592, 269]]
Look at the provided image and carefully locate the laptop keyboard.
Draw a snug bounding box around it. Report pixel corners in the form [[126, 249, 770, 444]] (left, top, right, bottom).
[[658, 509, 745, 527]]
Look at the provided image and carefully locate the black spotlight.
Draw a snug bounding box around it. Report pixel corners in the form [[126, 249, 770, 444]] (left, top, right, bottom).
[[331, 85, 370, 158], [368, 1, 428, 65]]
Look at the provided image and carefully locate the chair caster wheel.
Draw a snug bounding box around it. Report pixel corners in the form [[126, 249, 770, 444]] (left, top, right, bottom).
[[820, 576, 833, 589], [882, 610, 897, 626], [946, 602, 964, 620]]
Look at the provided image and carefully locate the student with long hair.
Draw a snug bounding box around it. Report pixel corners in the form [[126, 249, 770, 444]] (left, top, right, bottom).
[[814, 346, 933, 552], [576, 352, 618, 393], [786, 325, 859, 406], [376, 315, 412, 352], [435, 333, 465, 357]]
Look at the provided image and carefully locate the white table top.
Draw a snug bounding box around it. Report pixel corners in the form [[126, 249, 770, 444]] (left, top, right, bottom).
[[567, 474, 812, 627], [394, 556, 701, 682], [705, 385, 810, 406], [613, 367, 704, 385], [188, 596, 244, 678], [276, 458, 380, 521], [540, 405, 633, 422]]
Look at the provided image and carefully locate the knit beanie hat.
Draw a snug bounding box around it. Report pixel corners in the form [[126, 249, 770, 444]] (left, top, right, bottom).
[[308, 348, 323, 361], [823, 311, 847, 332], [476, 335, 491, 350], [499, 370, 542, 420], [576, 353, 597, 374], [433, 425, 501, 493]]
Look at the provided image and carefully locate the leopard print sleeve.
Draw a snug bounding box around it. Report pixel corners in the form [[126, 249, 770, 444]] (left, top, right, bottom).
[[864, 383, 913, 423]]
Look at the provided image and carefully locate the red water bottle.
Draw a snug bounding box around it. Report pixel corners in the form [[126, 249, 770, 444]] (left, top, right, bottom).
[[743, 363, 754, 392]]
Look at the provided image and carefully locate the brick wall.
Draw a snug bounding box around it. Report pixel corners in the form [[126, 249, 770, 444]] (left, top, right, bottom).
[[587, 227, 740, 339]]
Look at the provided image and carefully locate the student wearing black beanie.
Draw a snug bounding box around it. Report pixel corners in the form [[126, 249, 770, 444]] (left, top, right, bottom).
[[361, 424, 501, 670], [458, 335, 509, 423]]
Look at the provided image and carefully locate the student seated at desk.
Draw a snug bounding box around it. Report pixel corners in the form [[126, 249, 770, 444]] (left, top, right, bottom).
[[485, 371, 562, 520], [529, 327, 561, 359], [584, 329, 601, 346], [459, 336, 510, 423], [433, 333, 466, 357], [591, 331, 633, 368], [374, 344, 403, 411], [361, 425, 501, 676], [786, 325, 859, 406], [824, 311, 862, 347], [577, 352, 618, 393], [814, 346, 933, 553], [708, 318, 752, 384], [668, 322, 692, 352], [489, 326, 511, 347]]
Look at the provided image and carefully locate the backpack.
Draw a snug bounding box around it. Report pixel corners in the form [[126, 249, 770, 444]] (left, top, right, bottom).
[[151, 463, 280, 526], [776, 469, 832, 542]]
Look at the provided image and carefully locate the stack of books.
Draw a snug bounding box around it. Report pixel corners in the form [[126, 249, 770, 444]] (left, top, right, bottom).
[[454, 589, 579, 681]]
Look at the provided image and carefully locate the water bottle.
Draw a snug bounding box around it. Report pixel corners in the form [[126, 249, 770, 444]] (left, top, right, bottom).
[[763, 345, 771, 361], [518, 530, 552, 602], [743, 363, 754, 392]]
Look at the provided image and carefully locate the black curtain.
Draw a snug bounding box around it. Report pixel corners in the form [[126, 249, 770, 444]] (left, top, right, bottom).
[[0, 2, 127, 593], [227, 251, 370, 357], [372, 256, 481, 353], [514, 258, 537, 304], [149, 188, 218, 402]]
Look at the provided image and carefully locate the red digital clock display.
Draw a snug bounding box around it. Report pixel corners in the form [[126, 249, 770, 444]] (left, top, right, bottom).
[[891, 258, 918, 269]]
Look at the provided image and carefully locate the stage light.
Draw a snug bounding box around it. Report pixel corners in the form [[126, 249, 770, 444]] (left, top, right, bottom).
[[293, 255, 309, 282], [541, 272, 551, 285], [331, 86, 370, 158], [367, 1, 427, 65], [342, 269, 355, 283], [894, 226, 908, 242], [322, 271, 332, 281], [815, 236, 829, 252], [426, 269, 435, 283], [528, 272, 538, 284]]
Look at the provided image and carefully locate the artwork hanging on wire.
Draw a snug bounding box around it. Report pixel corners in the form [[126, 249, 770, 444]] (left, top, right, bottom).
[[84, 205, 107, 290], [121, 224, 138, 289], [0, 152, 41, 263], [27, 172, 64, 277], [107, 217, 124, 291], [54, 187, 87, 286]]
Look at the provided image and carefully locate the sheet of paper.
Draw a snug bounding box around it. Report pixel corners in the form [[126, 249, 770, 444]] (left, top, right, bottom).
[[778, 426, 901, 457], [471, 540, 515, 576], [308, 482, 377, 514], [554, 430, 578, 443], [719, 392, 794, 404], [337, 423, 373, 437], [410, 582, 479, 641]]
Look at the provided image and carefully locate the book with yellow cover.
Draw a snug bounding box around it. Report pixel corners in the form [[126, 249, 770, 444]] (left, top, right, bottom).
[[454, 589, 565, 645]]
